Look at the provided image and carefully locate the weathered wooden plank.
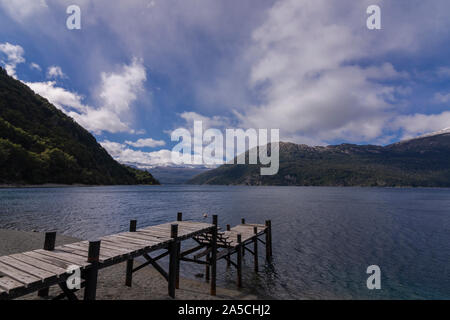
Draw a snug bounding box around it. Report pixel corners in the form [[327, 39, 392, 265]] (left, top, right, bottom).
[[57, 246, 112, 263], [177, 221, 212, 226], [34, 249, 90, 267], [116, 232, 163, 244], [230, 226, 265, 234], [99, 242, 132, 255], [60, 242, 118, 260], [68, 243, 125, 260], [22, 251, 80, 270], [0, 261, 41, 285], [106, 235, 156, 248], [123, 231, 171, 243], [177, 224, 211, 231], [143, 225, 212, 240], [138, 229, 173, 238], [141, 226, 172, 233], [0, 256, 57, 280], [100, 239, 142, 251], [10, 253, 67, 275], [245, 224, 266, 228], [149, 225, 197, 234], [112, 234, 160, 246], [225, 230, 263, 238], [144, 224, 197, 233], [0, 276, 24, 292]]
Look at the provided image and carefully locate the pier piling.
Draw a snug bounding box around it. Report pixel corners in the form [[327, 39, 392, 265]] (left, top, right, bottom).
[[37, 232, 56, 297], [253, 226, 258, 272], [168, 224, 179, 298], [237, 234, 242, 288], [125, 220, 137, 287], [210, 215, 218, 296], [265, 220, 272, 261], [226, 224, 231, 267], [84, 240, 101, 300]]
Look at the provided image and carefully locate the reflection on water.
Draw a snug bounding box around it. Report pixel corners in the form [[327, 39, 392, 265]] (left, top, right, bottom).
[[1, 185, 450, 299]]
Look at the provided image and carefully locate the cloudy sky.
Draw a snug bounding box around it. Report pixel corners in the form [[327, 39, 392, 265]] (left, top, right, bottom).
[[1, 0, 450, 167]]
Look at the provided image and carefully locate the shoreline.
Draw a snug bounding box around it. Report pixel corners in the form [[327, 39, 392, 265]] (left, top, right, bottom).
[[0, 184, 96, 189], [0, 229, 259, 300], [0, 184, 162, 189], [3, 183, 450, 190]]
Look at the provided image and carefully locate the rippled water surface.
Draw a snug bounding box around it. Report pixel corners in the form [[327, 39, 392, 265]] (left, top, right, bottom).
[[1, 185, 450, 299]]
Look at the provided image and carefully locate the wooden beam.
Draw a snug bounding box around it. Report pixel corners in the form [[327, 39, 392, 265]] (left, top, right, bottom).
[[84, 240, 100, 300], [265, 220, 272, 261], [126, 220, 137, 287], [194, 247, 212, 260], [181, 245, 205, 258], [237, 234, 242, 288], [168, 224, 178, 298], [142, 253, 169, 281], [180, 257, 208, 265], [38, 232, 56, 297], [205, 253, 210, 282], [58, 282, 78, 301], [253, 226, 258, 273], [210, 217, 217, 296]]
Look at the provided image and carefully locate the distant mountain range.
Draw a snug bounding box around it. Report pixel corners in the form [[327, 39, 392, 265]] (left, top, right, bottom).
[[188, 131, 450, 187], [0, 66, 159, 185], [149, 166, 211, 184]]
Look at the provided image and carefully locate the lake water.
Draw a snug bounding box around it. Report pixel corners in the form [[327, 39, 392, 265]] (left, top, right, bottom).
[[1, 185, 449, 299]]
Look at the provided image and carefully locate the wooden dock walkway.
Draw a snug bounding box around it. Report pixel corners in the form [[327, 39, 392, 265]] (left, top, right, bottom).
[[0, 214, 272, 300]]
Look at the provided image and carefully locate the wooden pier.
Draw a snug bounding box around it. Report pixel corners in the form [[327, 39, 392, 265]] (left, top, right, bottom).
[[0, 214, 272, 300]]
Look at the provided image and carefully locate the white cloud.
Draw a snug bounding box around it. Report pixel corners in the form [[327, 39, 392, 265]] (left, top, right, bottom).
[[100, 140, 174, 168], [392, 112, 450, 140], [232, 0, 418, 145], [179, 111, 230, 130], [434, 92, 450, 103], [3, 1, 450, 147], [2, 42, 146, 135], [30, 62, 41, 71], [0, 42, 25, 78], [125, 138, 166, 148], [26, 59, 147, 134], [68, 108, 130, 134], [25, 81, 87, 112], [98, 58, 147, 115], [0, 0, 48, 22], [47, 66, 66, 79]]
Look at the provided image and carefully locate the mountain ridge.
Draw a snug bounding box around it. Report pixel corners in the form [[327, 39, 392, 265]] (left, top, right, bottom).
[[188, 132, 450, 187], [0, 66, 159, 185]]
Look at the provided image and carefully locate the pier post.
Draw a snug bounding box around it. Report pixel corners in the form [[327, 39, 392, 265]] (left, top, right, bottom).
[[176, 212, 182, 288], [210, 215, 218, 296], [241, 218, 246, 256], [168, 224, 179, 298], [253, 226, 258, 273], [125, 219, 137, 287], [226, 224, 231, 267], [38, 232, 56, 297], [84, 240, 101, 300], [265, 220, 272, 261], [205, 254, 210, 282], [237, 234, 242, 288]]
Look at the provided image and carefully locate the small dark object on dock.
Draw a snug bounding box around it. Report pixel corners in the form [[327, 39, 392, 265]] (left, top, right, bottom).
[[195, 273, 204, 278]]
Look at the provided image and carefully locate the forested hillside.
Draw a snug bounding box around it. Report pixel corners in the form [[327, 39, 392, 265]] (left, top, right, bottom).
[[0, 67, 159, 185]]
